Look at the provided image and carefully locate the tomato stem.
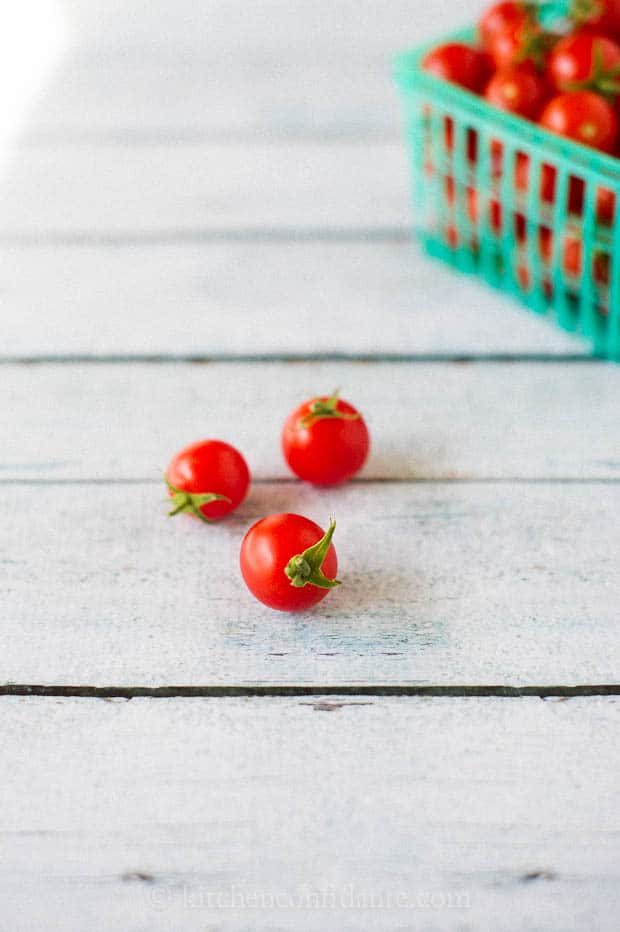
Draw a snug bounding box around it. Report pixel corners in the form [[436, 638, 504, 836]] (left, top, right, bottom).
[[164, 475, 231, 524], [298, 389, 360, 429], [284, 518, 341, 589], [564, 43, 620, 100]]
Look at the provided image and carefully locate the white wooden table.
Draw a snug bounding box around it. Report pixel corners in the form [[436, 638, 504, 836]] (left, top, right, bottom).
[[2, 2, 620, 929]]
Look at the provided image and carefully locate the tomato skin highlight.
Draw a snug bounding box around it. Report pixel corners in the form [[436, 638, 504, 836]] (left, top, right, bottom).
[[166, 439, 250, 521], [484, 64, 548, 118], [547, 32, 620, 90], [422, 43, 490, 92], [539, 90, 619, 152], [282, 395, 370, 486], [488, 22, 553, 70], [479, 1, 532, 48], [240, 513, 338, 612]]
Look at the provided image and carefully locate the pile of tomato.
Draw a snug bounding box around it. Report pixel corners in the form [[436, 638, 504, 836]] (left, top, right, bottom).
[[424, 0, 620, 152], [420, 0, 620, 292], [164, 391, 370, 613]]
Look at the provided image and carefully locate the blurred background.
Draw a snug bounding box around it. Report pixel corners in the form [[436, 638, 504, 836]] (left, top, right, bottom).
[[0, 0, 583, 360]]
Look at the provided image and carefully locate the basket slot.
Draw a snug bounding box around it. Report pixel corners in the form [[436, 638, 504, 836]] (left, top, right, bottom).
[[449, 119, 478, 270], [474, 129, 508, 283], [579, 179, 607, 351]]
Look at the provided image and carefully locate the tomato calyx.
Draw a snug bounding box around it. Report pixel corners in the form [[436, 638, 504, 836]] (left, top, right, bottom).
[[570, 0, 605, 28], [298, 389, 360, 429], [284, 518, 341, 590], [515, 27, 557, 69], [564, 41, 620, 98], [164, 476, 231, 524]]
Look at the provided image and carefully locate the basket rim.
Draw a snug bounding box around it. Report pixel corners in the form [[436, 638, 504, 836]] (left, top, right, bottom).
[[394, 27, 620, 182]]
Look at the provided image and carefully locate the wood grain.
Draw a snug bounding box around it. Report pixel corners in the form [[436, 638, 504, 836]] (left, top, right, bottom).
[[1, 695, 619, 931], [0, 242, 585, 357], [3, 481, 620, 686], [3, 361, 617, 481]]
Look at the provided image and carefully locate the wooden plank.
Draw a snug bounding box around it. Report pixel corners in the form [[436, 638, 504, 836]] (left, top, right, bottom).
[[0, 142, 409, 235], [3, 361, 618, 481], [19, 0, 466, 141], [3, 481, 620, 686], [0, 243, 585, 356], [1, 695, 619, 931]]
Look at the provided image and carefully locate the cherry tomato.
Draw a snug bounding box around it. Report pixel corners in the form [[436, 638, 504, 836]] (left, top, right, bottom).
[[422, 43, 491, 93], [484, 64, 548, 117], [570, 0, 620, 41], [547, 32, 620, 91], [240, 514, 339, 612], [165, 439, 250, 523], [282, 390, 370, 486], [489, 23, 554, 70], [539, 90, 619, 152], [479, 1, 533, 48]]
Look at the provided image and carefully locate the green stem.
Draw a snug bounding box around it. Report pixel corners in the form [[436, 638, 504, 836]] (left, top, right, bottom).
[[284, 519, 341, 589], [298, 389, 360, 429], [563, 40, 620, 101], [164, 475, 231, 524]]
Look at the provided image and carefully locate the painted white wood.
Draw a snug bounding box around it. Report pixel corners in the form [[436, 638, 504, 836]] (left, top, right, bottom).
[[3, 481, 620, 686], [3, 361, 618, 481], [19, 0, 480, 141], [0, 142, 410, 235], [0, 243, 585, 357], [1, 695, 619, 931]]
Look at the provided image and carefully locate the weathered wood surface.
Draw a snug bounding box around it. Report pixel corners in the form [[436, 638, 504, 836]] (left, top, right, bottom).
[[3, 361, 618, 481], [0, 142, 409, 236], [0, 243, 585, 357], [4, 481, 620, 686], [2, 695, 619, 931]]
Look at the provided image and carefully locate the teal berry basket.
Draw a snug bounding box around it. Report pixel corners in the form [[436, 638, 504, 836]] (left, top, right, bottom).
[[394, 28, 620, 359]]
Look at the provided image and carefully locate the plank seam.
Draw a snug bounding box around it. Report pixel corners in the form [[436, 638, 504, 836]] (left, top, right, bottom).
[[1, 684, 618, 698], [5, 477, 620, 486], [0, 354, 594, 365], [0, 228, 412, 247]]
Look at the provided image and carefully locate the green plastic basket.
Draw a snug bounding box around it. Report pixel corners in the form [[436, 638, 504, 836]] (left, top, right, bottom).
[[394, 29, 620, 358]]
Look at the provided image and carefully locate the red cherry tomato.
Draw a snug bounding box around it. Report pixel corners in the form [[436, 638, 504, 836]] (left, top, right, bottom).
[[422, 43, 490, 92], [570, 0, 620, 41], [489, 23, 554, 69], [539, 90, 619, 152], [165, 439, 250, 523], [484, 64, 548, 118], [240, 514, 339, 612], [479, 1, 533, 48], [282, 391, 370, 486], [547, 32, 620, 91]]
